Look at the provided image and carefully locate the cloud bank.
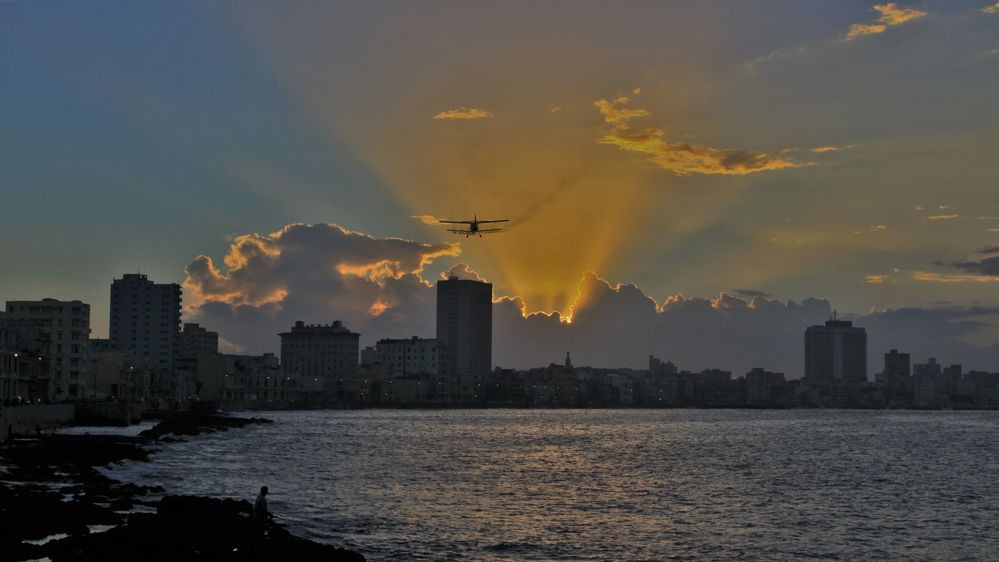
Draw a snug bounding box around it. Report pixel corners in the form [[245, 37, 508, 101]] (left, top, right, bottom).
[[183, 223, 999, 375], [183, 223, 459, 353]]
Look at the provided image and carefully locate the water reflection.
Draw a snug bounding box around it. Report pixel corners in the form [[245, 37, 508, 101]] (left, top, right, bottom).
[[105, 410, 999, 561]]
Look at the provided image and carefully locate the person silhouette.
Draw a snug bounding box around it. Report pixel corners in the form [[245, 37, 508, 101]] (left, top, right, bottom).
[[254, 486, 272, 527]]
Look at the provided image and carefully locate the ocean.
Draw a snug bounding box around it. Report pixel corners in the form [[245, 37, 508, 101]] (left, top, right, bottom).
[[103, 409, 999, 561]]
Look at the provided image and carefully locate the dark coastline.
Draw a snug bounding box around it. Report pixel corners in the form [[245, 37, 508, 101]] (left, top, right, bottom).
[[0, 415, 365, 562]]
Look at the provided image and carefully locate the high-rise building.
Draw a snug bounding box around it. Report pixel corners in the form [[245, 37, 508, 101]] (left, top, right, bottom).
[[883, 349, 910, 378], [279, 320, 359, 401], [436, 277, 492, 402], [4, 298, 91, 400], [804, 319, 867, 383], [109, 274, 182, 399]]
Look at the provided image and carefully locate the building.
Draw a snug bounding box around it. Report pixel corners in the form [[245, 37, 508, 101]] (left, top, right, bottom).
[[175, 322, 220, 399], [436, 277, 492, 402], [374, 337, 449, 378], [195, 352, 282, 404], [360, 346, 378, 366], [109, 274, 182, 399], [0, 312, 52, 403], [882, 349, 910, 378], [88, 338, 149, 401], [374, 337, 451, 402], [4, 299, 91, 400], [913, 357, 947, 408], [745, 368, 786, 406], [804, 318, 867, 384], [649, 355, 678, 376], [607, 373, 635, 405], [177, 323, 219, 360], [876, 349, 913, 407], [696, 369, 739, 406], [943, 364, 962, 397], [280, 321, 359, 402], [960, 371, 999, 408], [225, 353, 291, 403]]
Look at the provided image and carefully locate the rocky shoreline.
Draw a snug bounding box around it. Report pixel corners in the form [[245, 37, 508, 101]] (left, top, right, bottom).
[[0, 414, 365, 561]]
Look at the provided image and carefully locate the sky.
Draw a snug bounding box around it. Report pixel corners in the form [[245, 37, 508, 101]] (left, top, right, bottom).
[[2, 1, 999, 375]]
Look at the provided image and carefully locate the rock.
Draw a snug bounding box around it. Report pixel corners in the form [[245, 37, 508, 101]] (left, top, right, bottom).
[[0, 431, 366, 562], [34, 495, 365, 561], [139, 414, 272, 440]]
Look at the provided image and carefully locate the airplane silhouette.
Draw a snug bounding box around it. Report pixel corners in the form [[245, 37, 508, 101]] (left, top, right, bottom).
[[438, 214, 509, 237]]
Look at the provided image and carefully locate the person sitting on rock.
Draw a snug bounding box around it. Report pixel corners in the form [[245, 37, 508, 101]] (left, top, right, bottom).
[[253, 486, 273, 526]]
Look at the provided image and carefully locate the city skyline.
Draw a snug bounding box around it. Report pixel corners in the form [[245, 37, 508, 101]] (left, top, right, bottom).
[[3, 269, 995, 380], [2, 1, 999, 374]]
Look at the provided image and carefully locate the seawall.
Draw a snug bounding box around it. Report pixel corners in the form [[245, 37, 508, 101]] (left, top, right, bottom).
[[0, 404, 76, 441]]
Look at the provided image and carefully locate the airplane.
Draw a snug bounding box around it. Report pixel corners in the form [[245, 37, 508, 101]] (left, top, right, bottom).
[[438, 214, 510, 237]]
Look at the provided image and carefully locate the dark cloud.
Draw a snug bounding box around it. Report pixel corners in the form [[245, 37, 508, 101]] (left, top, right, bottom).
[[952, 255, 999, 276], [978, 245, 999, 255], [184, 224, 999, 373], [183, 223, 458, 352], [860, 306, 999, 368], [441, 263, 483, 282], [495, 274, 999, 375], [734, 289, 774, 298]]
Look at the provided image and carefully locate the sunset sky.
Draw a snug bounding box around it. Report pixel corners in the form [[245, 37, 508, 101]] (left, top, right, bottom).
[[3, 1, 998, 373]]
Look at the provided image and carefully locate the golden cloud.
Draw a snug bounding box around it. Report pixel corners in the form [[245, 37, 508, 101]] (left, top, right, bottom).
[[811, 145, 855, 154], [432, 107, 493, 120], [982, 1, 999, 14], [927, 214, 960, 221], [866, 274, 890, 284], [874, 3, 927, 25], [847, 23, 888, 40], [593, 96, 650, 125], [593, 96, 806, 176], [183, 223, 460, 308], [913, 271, 999, 282], [367, 299, 391, 317], [412, 214, 443, 225], [846, 3, 927, 40], [336, 259, 406, 282]]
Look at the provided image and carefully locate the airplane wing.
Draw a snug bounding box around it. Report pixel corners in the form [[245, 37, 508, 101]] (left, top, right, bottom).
[[438, 220, 474, 224], [447, 229, 472, 234], [476, 219, 509, 224], [478, 228, 504, 233]]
